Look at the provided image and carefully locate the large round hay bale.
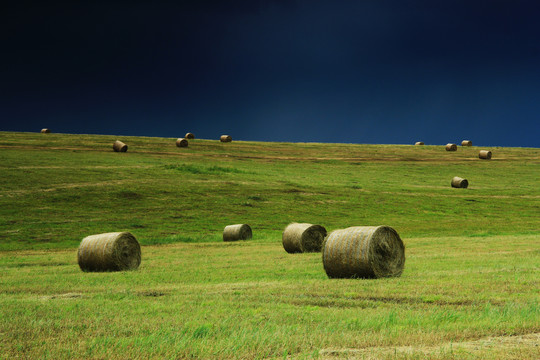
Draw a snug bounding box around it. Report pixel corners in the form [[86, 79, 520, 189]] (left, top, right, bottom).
[[478, 150, 492, 159], [113, 140, 128, 152], [77, 232, 141, 272], [322, 226, 405, 278], [41, 128, 50, 134], [461, 140, 472, 146], [415, 141, 424, 145], [185, 132, 195, 139], [445, 143, 457, 151], [282, 223, 327, 253], [220, 135, 232, 142], [176, 138, 188, 147], [451, 176, 468, 188], [223, 224, 252, 241]]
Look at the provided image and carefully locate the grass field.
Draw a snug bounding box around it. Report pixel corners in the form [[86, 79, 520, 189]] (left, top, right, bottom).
[[0, 131, 538, 359]]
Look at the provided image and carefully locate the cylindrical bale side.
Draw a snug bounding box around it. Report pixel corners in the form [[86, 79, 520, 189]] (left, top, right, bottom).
[[41, 128, 51, 134], [113, 140, 128, 152], [223, 224, 252, 241], [451, 176, 468, 188], [461, 140, 472, 146], [322, 226, 405, 279], [77, 232, 141, 272], [445, 143, 457, 151], [185, 132, 195, 139], [415, 142, 424, 145], [282, 223, 327, 253], [220, 135, 232, 142], [176, 138, 188, 147], [479, 150, 492, 160]]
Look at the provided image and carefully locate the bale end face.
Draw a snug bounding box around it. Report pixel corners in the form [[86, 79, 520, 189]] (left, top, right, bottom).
[[176, 138, 189, 147], [220, 135, 232, 142], [445, 143, 457, 151], [223, 224, 252, 241], [113, 140, 128, 152], [185, 132, 195, 139], [282, 223, 327, 253], [451, 176, 468, 188], [322, 226, 405, 279], [461, 140, 472, 146], [479, 150, 492, 159], [415, 142, 424, 145]]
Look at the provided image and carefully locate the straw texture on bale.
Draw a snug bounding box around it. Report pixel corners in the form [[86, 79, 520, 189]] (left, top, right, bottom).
[[223, 224, 252, 241], [77, 232, 141, 272], [461, 140, 472, 146], [176, 138, 188, 147], [415, 142, 424, 145], [451, 176, 468, 188], [41, 128, 50, 133], [479, 150, 492, 159], [322, 226, 405, 278], [185, 132, 195, 139], [220, 135, 232, 142], [445, 143, 457, 151], [113, 140, 128, 152], [282, 223, 327, 253]]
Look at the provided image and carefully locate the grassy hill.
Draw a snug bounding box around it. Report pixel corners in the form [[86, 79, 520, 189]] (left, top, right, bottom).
[[0, 131, 538, 359]]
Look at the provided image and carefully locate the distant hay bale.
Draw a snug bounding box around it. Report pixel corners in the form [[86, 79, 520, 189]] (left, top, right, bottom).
[[451, 176, 468, 188], [478, 150, 492, 160], [282, 223, 327, 253], [41, 128, 50, 134], [223, 224, 252, 241], [176, 138, 188, 147], [185, 132, 195, 139], [220, 135, 232, 142], [445, 143, 457, 151], [415, 142, 424, 145], [77, 232, 141, 272], [322, 226, 405, 278], [113, 140, 128, 152], [461, 140, 472, 146]]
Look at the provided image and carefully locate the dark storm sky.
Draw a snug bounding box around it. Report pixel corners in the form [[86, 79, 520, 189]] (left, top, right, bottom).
[[2, 1, 539, 147]]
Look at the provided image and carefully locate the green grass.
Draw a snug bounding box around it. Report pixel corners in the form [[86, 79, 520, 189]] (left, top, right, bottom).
[[0, 131, 538, 359]]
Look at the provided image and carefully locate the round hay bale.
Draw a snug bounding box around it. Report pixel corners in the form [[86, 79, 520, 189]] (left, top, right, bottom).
[[322, 226, 405, 279], [185, 132, 195, 139], [77, 232, 141, 272], [223, 224, 252, 241], [41, 128, 51, 134], [461, 140, 472, 146], [113, 140, 128, 152], [176, 138, 188, 147], [451, 176, 468, 188], [445, 143, 457, 151], [282, 223, 327, 253], [415, 141, 424, 145], [220, 135, 232, 142], [479, 150, 492, 160]]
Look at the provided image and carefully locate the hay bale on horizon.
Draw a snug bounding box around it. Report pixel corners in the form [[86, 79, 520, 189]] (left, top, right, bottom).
[[445, 143, 457, 151], [223, 224, 252, 241], [77, 232, 141, 272], [176, 138, 188, 147], [40, 128, 50, 134], [220, 135, 232, 142], [185, 132, 195, 139], [415, 141, 424, 145], [479, 150, 492, 159], [322, 226, 405, 279], [113, 140, 128, 152], [461, 140, 472, 146], [282, 223, 327, 253], [451, 176, 468, 188]]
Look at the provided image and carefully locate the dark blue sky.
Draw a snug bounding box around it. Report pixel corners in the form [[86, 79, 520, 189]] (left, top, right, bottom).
[[2, 1, 539, 147]]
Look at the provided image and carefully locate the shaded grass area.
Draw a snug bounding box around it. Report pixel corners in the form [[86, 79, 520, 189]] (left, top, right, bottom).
[[0, 132, 538, 250]]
